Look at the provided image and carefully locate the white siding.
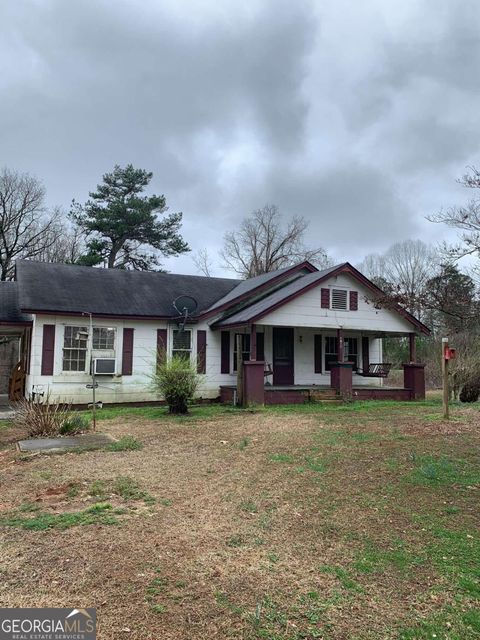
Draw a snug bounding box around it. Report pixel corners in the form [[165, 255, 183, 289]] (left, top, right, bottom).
[[289, 328, 382, 387], [25, 269, 407, 405], [257, 273, 414, 333], [26, 315, 234, 404]]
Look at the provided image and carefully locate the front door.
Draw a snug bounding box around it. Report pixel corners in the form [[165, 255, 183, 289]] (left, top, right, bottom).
[[272, 327, 294, 385]]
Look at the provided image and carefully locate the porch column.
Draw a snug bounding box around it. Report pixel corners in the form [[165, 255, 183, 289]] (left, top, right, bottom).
[[409, 333, 417, 363], [337, 328, 344, 362], [403, 363, 425, 400], [250, 324, 257, 361]]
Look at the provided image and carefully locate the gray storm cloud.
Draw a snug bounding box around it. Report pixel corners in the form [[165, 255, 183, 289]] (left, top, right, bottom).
[[0, 0, 478, 274]]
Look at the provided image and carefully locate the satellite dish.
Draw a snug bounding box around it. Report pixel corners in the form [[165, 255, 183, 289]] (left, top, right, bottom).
[[173, 295, 198, 330]]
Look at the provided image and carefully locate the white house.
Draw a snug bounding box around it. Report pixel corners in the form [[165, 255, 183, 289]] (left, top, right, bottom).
[[0, 260, 429, 406]]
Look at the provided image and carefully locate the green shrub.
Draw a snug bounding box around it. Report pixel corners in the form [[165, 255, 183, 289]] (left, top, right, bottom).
[[151, 353, 200, 414], [59, 412, 91, 435]]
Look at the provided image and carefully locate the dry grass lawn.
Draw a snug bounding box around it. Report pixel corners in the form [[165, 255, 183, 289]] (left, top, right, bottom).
[[0, 397, 479, 639]]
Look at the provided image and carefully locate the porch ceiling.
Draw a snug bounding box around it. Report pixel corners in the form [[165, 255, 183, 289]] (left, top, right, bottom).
[[211, 323, 418, 338]]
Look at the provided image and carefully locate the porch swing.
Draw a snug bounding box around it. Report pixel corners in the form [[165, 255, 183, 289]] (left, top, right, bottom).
[[356, 336, 392, 378], [357, 362, 392, 378]]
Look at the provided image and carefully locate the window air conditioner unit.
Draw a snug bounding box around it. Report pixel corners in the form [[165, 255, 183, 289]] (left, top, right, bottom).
[[93, 358, 116, 375]]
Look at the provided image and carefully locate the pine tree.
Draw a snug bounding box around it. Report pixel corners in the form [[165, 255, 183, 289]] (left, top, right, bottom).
[[72, 164, 189, 270]]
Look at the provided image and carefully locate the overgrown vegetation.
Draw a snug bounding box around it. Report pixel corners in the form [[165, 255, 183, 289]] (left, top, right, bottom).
[[13, 396, 90, 438]]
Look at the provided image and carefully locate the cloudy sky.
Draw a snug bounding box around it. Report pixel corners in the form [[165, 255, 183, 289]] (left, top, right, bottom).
[[1, 0, 479, 275]]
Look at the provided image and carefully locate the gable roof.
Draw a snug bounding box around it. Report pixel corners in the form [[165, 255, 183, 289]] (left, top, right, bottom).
[[15, 260, 240, 318], [0, 282, 32, 325], [212, 264, 343, 327], [212, 262, 431, 335], [204, 261, 318, 316], [12, 259, 430, 334]]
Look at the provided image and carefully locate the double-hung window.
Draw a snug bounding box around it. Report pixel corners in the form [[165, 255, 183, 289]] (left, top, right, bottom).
[[172, 329, 192, 360], [344, 337, 358, 371], [93, 327, 115, 350], [63, 326, 88, 372], [233, 334, 251, 371], [324, 336, 338, 371]]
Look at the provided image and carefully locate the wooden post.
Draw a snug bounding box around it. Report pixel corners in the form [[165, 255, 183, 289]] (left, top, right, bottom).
[[250, 324, 257, 361], [337, 328, 344, 363], [442, 337, 449, 420], [409, 333, 417, 363], [236, 334, 244, 407]]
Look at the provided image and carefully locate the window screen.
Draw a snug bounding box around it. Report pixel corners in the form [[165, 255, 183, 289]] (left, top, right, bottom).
[[172, 329, 192, 359]]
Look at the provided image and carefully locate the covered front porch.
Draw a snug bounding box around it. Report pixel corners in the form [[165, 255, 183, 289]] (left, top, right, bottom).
[[217, 324, 425, 405]]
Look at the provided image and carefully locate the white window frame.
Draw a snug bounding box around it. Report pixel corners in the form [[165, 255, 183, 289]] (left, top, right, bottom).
[[92, 327, 116, 350], [62, 325, 88, 372], [171, 328, 193, 361]]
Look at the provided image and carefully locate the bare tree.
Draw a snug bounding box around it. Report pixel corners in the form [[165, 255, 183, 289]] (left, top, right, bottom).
[[356, 253, 388, 287], [359, 240, 439, 319], [383, 240, 438, 317], [428, 166, 480, 261], [0, 168, 61, 280], [221, 204, 330, 278], [192, 248, 213, 277], [35, 213, 85, 265]]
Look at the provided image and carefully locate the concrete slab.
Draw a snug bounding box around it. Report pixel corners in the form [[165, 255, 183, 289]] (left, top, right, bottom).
[[0, 410, 15, 421], [17, 433, 116, 452]]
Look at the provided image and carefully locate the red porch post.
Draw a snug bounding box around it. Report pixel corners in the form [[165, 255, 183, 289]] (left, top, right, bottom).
[[403, 363, 426, 400], [243, 361, 265, 406]]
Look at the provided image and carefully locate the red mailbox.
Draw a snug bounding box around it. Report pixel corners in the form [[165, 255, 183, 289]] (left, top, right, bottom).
[[444, 346, 456, 360]]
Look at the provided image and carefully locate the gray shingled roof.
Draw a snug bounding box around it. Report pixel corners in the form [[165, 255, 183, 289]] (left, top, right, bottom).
[[205, 263, 312, 312], [0, 282, 32, 324], [16, 260, 240, 317], [212, 264, 344, 326]]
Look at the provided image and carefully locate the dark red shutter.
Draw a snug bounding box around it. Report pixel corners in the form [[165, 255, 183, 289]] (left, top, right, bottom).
[[122, 328, 134, 375], [257, 332, 265, 361], [314, 335, 322, 373], [197, 330, 207, 374], [41, 325, 55, 375], [350, 291, 358, 311], [157, 328, 167, 369], [220, 331, 230, 374], [321, 288, 330, 309]]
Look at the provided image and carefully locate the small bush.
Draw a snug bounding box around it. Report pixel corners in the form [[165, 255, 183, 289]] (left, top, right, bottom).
[[459, 382, 480, 403], [151, 353, 200, 414], [14, 395, 71, 438], [59, 412, 91, 435]]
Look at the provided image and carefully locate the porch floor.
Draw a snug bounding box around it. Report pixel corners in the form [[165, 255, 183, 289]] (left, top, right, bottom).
[[219, 384, 413, 404], [221, 384, 406, 391]]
